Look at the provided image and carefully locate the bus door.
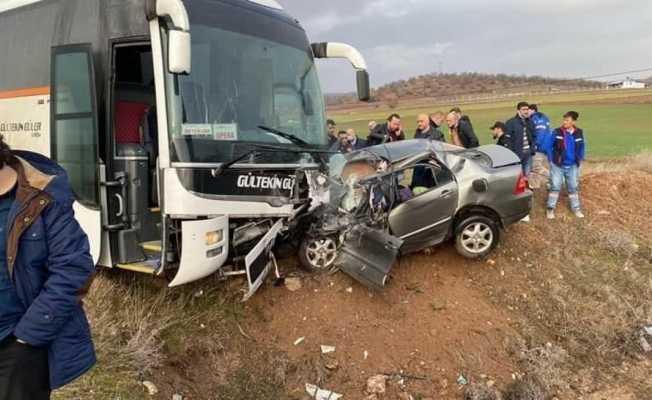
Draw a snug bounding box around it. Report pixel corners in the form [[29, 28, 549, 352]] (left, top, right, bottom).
[[50, 44, 102, 265]]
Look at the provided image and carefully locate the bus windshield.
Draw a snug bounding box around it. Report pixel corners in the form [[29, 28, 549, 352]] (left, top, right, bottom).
[[164, 1, 327, 165]]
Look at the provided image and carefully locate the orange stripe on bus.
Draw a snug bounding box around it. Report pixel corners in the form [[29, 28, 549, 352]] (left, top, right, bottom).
[[0, 86, 50, 99]]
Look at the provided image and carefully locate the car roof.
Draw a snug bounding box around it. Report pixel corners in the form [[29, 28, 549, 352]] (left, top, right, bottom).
[[347, 139, 461, 163]]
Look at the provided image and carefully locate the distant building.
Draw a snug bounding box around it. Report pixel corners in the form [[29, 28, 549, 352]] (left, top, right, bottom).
[[608, 77, 646, 89]]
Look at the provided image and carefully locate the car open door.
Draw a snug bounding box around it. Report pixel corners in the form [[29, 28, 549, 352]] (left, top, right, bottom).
[[50, 44, 102, 264], [388, 163, 459, 253]]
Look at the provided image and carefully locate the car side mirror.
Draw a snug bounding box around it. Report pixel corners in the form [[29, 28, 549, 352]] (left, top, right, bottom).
[[357, 70, 370, 101]]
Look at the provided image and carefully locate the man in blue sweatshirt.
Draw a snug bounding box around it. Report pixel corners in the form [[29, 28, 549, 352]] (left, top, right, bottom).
[[528, 104, 552, 189], [544, 111, 586, 219]]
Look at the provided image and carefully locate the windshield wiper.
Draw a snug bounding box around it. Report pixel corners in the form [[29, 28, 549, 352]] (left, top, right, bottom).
[[211, 150, 258, 177], [258, 125, 310, 147]]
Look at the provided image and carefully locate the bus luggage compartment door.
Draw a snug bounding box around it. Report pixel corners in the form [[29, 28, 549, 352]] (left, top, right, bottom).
[[169, 216, 229, 287]]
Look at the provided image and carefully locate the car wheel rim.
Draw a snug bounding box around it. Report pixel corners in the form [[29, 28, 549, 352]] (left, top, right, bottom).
[[460, 222, 493, 254], [306, 238, 338, 269]]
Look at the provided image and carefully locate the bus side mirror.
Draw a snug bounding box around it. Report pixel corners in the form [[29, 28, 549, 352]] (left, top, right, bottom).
[[311, 42, 370, 102], [145, 0, 192, 74], [357, 70, 370, 101], [168, 30, 191, 74]]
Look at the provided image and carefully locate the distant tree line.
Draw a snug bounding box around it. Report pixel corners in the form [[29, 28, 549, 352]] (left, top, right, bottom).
[[325, 72, 606, 106]]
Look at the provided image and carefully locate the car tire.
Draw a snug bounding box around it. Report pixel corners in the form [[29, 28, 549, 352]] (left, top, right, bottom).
[[454, 215, 500, 259], [298, 236, 339, 273]]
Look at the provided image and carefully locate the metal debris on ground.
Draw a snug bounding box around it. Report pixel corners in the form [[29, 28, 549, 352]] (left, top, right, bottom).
[[284, 277, 302, 292], [172, 394, 183, 400], [294, 336, 305, 346], [364, 350, 369, 360], [366, 374, 387, 394], [321, 345, 336, 354], [305, 383, 343, 400], [345, 287, 353, 293], [640, 327, 652, 353], [142, 381, 158, 396], [457, 374, 469, 386]]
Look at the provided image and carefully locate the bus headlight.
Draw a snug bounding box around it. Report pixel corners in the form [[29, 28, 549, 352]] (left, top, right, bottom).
[[206, 229, 224, 246]]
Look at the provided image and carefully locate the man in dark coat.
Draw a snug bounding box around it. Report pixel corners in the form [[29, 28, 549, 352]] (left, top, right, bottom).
[[331, 128, 367, 153], [505, 101, 536, 175], [490, 121, 512, 149], [327, 119, 338, 147], [446, 112, 479, 148], [0, 138, 95, 400], [367, 113, 405, 146], [450, 107, 474, 130], [415, 114, 445, 141]]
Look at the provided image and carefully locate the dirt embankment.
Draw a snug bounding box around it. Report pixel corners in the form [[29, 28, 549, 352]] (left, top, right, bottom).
[[55, 156, 652, 400]]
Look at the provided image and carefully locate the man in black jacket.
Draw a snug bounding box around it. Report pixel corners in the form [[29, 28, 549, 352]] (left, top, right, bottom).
[[505, 102, 536, 175], [415, 114, 445, 141], [446, 112, 479, 148], [490, 121, 511, 149], [450, 107, 473, 130], [367, 114, 405, 146]]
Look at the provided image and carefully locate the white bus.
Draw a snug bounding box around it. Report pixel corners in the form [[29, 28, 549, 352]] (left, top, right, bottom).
[[0, 0, 369, 298]]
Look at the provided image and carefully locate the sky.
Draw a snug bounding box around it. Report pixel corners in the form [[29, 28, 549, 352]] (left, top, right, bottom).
[[281, 0, 652, 93], [2, 0, 650, 94]]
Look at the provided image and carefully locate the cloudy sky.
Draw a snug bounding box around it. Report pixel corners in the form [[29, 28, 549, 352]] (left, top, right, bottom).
[[281, 0, 652, 93]]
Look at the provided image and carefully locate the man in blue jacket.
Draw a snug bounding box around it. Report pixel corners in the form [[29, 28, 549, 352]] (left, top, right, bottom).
[[0, 138, 95, 399], [544, 111, 586, 219], [528, 104, 552, 189]]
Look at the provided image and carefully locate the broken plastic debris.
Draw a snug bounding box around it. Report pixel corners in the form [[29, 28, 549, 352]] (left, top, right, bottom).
[[294, 337, 305, 346], [321, 345, 336, 354], [305, 383, 343, 400], [644, 326, 652, 336], [366, 375, 387, 394], [142, 381, 158, 396], [456, 374, 468, 386], [285, 277, 302, 292]]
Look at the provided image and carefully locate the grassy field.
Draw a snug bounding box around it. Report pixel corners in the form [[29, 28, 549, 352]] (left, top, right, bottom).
[[329, 89, 652, 158]]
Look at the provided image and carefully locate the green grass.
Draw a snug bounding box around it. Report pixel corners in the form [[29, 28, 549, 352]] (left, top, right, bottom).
[[329, 89, 652, 158]]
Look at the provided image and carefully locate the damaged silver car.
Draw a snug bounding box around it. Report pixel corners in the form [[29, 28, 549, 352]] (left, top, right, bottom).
[[297, 139, 533, 289]]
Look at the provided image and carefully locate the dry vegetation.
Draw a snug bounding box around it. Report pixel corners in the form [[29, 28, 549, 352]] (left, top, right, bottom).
[[54, 154, 652, 399]]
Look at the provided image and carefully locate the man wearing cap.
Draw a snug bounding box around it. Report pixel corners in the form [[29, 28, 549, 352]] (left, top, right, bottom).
[[490, 122, 512, 149]]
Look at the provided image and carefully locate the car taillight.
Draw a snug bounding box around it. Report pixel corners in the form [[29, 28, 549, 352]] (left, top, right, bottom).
[[514, 173, 527, 195]]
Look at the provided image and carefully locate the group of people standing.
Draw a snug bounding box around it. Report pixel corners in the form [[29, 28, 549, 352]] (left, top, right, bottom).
[[490, 102, 586, 219], [327, 107, 480, 153], [327, 101, 586, 220]]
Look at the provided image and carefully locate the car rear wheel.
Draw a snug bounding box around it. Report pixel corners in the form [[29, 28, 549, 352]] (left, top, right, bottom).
[[455, 215, 499, 259], [299, 236, 339, 273]]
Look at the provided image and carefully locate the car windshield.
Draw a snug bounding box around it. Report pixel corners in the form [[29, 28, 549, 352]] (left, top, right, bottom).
[[164, 1, 327, 165]]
